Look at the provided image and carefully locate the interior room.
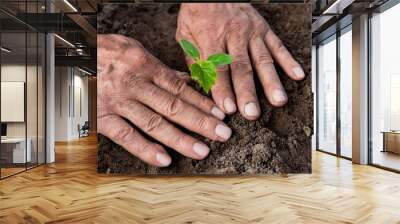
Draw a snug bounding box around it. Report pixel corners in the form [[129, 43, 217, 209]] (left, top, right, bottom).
[[369, 2, 400, 171], [313, 0, 400, 172], [0, 0, 399, 223], [0, 15, 46, 178], [0, 0, 96, 179]]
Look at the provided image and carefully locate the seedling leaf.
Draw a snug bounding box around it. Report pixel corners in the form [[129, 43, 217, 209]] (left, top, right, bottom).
[[179, 39, 200, 60], [190, 61, 216, 93], [180, 39, 232, 93], [207, 53, 233, 66]]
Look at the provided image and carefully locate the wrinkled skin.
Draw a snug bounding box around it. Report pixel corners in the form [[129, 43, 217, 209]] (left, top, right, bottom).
[[177, 3, 305, 120], [97, 34, 232, 167]]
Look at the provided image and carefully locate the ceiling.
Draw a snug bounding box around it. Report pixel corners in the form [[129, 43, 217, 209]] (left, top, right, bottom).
[[1, 0, 392, 73]]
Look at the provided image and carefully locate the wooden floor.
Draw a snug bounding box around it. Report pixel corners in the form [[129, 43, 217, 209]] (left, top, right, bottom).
[[1, 135, 400, 224], [1, 167, 26, 178], [372, 151, 400, 171]]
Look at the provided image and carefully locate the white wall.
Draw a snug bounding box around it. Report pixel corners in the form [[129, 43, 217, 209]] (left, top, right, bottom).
[[54, 67, 89, 141], [1, 65, 26, 138], [55, 66, 70, 141], [1, 65, 40, 138], [1, 63, 46, 164]]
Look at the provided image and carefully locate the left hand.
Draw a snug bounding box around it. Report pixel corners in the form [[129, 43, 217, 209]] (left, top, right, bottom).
[[176, 3, 305, 120]]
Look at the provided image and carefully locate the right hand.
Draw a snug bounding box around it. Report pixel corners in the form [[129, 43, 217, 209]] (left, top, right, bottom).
[[176, 4, 305, 120], [97, 34, 232, 167]]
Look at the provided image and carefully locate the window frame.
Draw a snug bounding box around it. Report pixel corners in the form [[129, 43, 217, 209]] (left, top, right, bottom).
[[315, 23, 353, 160]]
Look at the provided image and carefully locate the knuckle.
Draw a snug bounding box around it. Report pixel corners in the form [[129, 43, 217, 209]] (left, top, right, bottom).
[[170, 134, 185, 149], [231, 59, 252, 75], [229, 17, 248, 31], [121, 73, 145, 88], [144, 114, 164, 133], [217, 65, 229, 73], [113, 126, 135, 143], [166, 97, 183, 117], [134, 50, 149, 65], [196, 116, 210, 131], [168, 77, 187, 96], [257, 54, 274, 66], [204, 45, 222, 55]]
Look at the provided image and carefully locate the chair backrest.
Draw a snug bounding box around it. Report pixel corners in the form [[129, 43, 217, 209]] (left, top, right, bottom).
[[82, 121, 90, 129]]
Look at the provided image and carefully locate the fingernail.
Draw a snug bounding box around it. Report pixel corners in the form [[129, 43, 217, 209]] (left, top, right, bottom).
[[223, 98, 236, 113], [211, 106, 225, 120], [156, 153, 171, 167], [193, 143, 210, 158], [273, 90, 287, 104], [215, 124, 232, 140], [244, 102, 259, 117], [293, 67, 305, 79]]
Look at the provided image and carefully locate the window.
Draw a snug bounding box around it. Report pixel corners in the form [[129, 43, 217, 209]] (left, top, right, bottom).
[[370, 2, 400, 171], [339, 26, 352, 158], [316, 24, 353, 159], [0, 1, 46, 179], [317, 35, 337, 154]]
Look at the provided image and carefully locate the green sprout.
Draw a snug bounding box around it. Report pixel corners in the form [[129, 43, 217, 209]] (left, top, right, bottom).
[[179, 39, 233, 93]]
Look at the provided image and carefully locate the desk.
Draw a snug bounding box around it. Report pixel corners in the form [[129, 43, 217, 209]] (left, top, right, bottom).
[[1, 138, 31, 163], [382, 131, 400, 154]]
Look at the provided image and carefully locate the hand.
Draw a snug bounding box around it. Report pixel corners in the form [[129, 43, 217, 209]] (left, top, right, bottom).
[[176, 3, 305, 120], [97, 34, 232, 167]]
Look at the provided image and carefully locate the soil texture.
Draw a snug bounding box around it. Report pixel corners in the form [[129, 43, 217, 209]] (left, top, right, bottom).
[[97, 3, 313, 175]]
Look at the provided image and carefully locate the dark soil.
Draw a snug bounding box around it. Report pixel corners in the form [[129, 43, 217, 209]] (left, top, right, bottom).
[[97, 3, 313, 175]]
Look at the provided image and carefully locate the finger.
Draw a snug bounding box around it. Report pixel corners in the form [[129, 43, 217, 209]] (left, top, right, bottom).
[[97, 115, 171, 167], [200, 42, 237, 115], [250, 37, 287, 107], [227, 35, 260, 120], [212, 63, 237, 115], [136, 83, 232, 142], [264, 29, 305, 80], [176, 71, 192, 84], [153, 69, 225, 120], [177, 29, 236, 114], [116, 100, 211, 160]]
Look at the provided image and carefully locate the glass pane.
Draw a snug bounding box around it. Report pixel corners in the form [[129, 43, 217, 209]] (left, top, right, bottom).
[[340, 28, 352, 158], [27, 31, 38, 169], [38, 33, 45, 165], [370, 3, 400, 171], [1, 30, 27, 177], [27, 0, 39, 169], [317, 36, 337, 154]]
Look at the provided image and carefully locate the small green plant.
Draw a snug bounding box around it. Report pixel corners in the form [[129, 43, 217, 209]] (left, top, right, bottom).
[[179, 39, 233, 93]]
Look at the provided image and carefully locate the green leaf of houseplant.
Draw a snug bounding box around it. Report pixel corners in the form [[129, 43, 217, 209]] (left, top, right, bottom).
[[179, 39, 200, 60], [207, 53, 233, 66], [190, 61, 217, 93]]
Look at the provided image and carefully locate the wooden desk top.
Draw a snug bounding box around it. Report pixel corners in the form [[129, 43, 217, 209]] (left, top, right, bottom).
[[1, 138, 29, 143], [381, 131, 400, 134]]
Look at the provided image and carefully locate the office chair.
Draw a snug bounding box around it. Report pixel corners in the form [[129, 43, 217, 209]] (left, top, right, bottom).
[[79, 121, 90, 138]]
